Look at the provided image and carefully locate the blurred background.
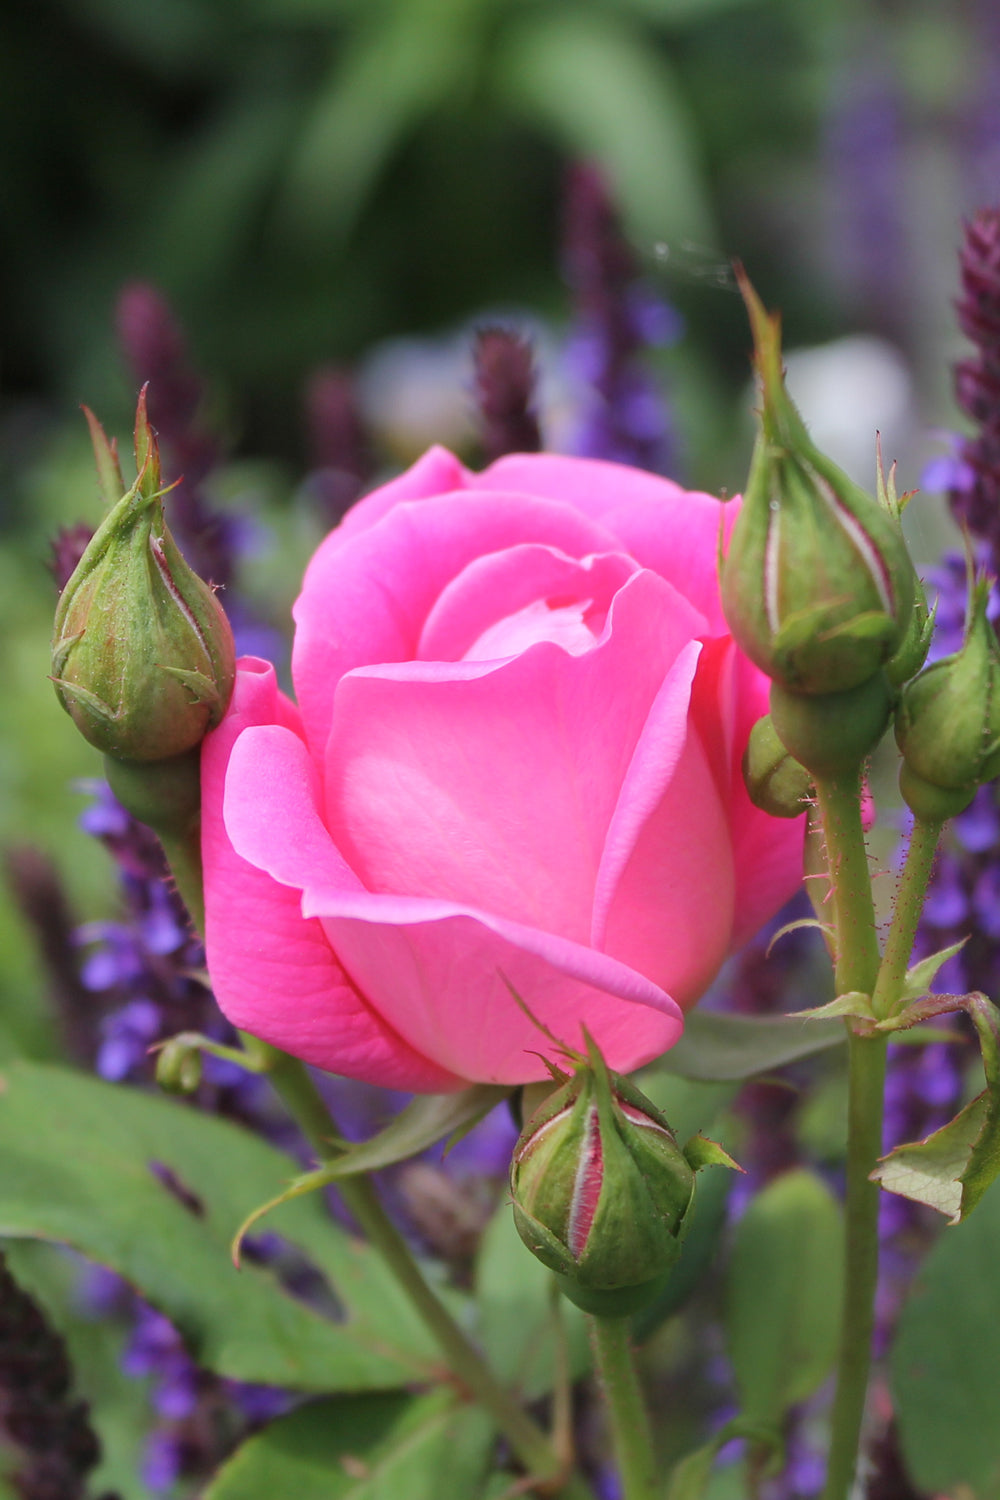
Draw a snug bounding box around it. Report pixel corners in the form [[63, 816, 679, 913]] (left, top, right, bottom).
[[1, 1, 998, 1490]]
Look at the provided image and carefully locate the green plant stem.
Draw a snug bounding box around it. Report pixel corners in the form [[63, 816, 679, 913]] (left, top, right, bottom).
[[813, 772, 885, 1500], [588, 1316, 657, 1500], [267, 1051, 589, 1498], [158, 822, 205, 933], [812, 772, 881, 997], [870, 818, 942, 1021], [820, 1030, 887, 1500]]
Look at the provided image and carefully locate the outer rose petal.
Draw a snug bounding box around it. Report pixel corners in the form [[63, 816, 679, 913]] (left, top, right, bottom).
[[591, 640, 737, 1005], [202, 660, 460, 1091], [322, 446, 471, 553], [691, 637, 805, 946], [474, 453, 739, 635], [292, 491, 625, 757], [223, 717, 683, 1084]]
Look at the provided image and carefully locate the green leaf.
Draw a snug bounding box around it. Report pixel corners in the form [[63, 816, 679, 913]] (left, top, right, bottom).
[[0, 1061, 447, 1390], [658, 1010, 845, 1083], [310, 1086, 509, 1178], [891, 1178, 1000, 1494], [871, 1096, 989, 1223], [204, 1388, 496, 1500], [795, 992, 875, 1025], [725, 1169, 843, 1426], [231, 1085, 508, 1260], [900, 939, 967, 1001], [475, 1203, 589, 1400], [871, 991, 1000, 1220], [764, 918, 834, 956]]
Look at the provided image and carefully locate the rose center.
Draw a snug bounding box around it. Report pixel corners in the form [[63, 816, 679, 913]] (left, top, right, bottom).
[[462, 595, 605, 660]]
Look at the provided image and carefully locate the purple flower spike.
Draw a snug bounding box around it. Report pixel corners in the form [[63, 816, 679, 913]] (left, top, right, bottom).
[[561, 163, 678, 476], [949, 208, 1000, 568], [472, 326, 542, 462]]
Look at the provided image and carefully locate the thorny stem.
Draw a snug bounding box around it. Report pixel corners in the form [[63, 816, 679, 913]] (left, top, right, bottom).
[[587, 1315, 657, 1500], [814, 771, 884, 1500]]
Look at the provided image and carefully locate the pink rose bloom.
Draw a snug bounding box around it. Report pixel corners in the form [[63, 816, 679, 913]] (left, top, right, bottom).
[[201, 449, 804, 1091]]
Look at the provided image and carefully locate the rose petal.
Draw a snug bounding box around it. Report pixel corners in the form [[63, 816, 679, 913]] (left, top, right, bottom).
[[324, 570, 705, 945], [222, 724, 682, 1083], [418, 544, 637, 662], [590, 640, 736, 1004], [202, 662, 459, 1091], [292, 491, 625, 757], [476, 453, 739, 634], [314, 901, 682, 1084], [691, 637, 806, 946], [326, 445, 471, 551]]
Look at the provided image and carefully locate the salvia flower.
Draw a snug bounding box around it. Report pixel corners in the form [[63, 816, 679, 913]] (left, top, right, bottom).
[[0, 1251, 115, 1500], [117, 281, 236, 590], [472, 325, 542, 462], [949, 208, 1000, 558], [562, 162, 679, 475], [510, 1046, 694, 1316]]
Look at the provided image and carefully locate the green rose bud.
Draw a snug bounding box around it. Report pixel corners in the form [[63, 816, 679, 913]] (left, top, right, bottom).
[[743, 714, 812, 818], [155, 1035, 204, 1095], [895, 572, 1000, 820], [721, 271, 915, 696], [510, 1049, 695, 1317], [51, 390, 235, 764]]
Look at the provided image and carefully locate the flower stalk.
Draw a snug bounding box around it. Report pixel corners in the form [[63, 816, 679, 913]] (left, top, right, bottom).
[[588, 1314, 658, 1500]]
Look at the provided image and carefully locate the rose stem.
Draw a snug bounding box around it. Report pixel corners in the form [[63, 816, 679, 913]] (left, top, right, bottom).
[[869, 817, 942, 1023], [150, 807, 593, 1498], [813, 771, 884, 1500], [587, 1314, 657, 1500], [820, 812, 942, 1500]]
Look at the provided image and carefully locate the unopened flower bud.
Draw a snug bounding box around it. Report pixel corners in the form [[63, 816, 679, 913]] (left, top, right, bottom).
[[895, 573, 1000, 820], [743, 715, 811, 818], [51, 390, 235, 764], [721, 272, 915, 696], [510, 1050, 694, 1316], [155, 1036, 203, 1094]]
